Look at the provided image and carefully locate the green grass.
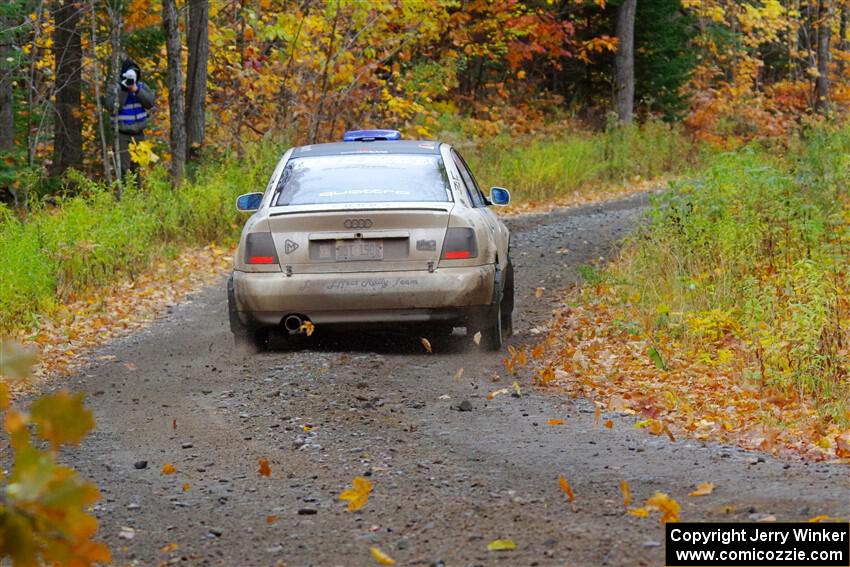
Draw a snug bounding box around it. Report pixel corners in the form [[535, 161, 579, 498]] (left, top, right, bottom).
[[0, 143, 284, 333], [611, 126, 850, 419], [447, 120, 700, 203]]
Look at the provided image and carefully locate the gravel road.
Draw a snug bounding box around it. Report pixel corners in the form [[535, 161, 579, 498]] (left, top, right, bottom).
[[62, 193, 848, 566]]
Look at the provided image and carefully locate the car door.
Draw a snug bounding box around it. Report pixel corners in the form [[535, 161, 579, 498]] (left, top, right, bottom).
[[450, 149, 509, 267]]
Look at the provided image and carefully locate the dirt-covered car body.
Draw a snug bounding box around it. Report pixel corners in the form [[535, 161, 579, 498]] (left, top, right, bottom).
[[228, 136, 513, 350]]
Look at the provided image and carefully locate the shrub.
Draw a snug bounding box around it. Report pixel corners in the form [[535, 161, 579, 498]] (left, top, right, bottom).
[[612, 126, 850, 419]]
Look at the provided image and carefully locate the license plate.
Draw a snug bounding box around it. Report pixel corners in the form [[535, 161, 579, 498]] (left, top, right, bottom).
[[335, 240, 383, 261]]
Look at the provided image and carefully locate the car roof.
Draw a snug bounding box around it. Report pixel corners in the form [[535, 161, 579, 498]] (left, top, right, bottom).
[[290, 140, 443, 158]]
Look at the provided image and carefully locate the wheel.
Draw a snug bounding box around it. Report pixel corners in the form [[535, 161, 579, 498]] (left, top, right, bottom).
[[228, 275, 269, 352]]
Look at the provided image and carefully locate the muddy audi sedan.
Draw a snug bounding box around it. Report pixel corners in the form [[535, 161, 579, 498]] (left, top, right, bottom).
[[227, 129, 514, 351]]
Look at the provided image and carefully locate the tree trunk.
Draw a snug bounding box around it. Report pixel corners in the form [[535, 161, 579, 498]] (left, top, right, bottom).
[[0, 8, 13, 152], [91, 0, 112, 185], [185, 0, 208, 160], [309, 0, 341, 144], [814, 0, 833, 112], [614, 0, 637, 124], [108, 1, 123, 192], [51, 0, 83, 175], [162, 0, 185, 186]]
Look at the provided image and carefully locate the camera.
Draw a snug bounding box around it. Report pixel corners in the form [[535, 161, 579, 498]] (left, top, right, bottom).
[[121, 68, 138, 89]]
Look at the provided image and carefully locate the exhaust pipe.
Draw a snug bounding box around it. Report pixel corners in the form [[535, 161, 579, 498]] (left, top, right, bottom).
[[283, 314, 304, 334]]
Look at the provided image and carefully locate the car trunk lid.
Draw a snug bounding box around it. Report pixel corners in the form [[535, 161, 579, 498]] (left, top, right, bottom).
[[266, 202, 453, 273]]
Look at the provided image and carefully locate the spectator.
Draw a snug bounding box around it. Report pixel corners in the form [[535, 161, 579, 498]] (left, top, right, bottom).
[[106, 58, 155, 178]]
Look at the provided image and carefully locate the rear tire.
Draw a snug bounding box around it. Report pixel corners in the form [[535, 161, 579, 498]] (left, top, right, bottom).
[[475, 259, 514, 351]]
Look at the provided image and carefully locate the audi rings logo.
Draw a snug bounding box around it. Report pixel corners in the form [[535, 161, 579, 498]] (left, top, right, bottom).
[[344, 218, 373, 229]]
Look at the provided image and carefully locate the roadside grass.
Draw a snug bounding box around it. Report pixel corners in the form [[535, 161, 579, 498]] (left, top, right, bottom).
[[448, 120, 701, 204], [0, 126, 697, 337], [524, 125, 850, 459], [0, 143, 283, 334]]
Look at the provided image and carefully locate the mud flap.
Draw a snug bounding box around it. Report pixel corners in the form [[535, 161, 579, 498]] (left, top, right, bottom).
[[228, 274, 269, 351]]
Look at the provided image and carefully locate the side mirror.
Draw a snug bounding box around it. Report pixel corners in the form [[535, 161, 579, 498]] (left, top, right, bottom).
[[489, 187, 510, 206], [236, 192, 264, 212]]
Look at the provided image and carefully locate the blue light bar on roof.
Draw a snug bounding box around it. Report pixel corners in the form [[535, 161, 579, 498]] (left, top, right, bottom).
[[343, 129, 402, 142]]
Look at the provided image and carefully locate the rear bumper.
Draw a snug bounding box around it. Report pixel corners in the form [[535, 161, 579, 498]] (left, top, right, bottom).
[[232, 265, 495, 327]]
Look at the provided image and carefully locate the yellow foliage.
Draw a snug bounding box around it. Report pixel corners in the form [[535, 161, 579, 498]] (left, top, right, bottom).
[[128, 139, 160, 168], [339, 476, 373, 512], [0, 339, 110, 565], [370, 547, 396, 565]]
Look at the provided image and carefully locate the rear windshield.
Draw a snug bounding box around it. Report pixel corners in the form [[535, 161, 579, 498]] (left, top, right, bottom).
[[273, 153, 451, 206]]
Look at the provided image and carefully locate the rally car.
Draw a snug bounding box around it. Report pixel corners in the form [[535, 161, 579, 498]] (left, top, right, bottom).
[[228, 129, 514, 351]]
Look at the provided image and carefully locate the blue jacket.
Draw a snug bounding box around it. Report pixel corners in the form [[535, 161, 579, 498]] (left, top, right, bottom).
[[106, 81, 155, 136]]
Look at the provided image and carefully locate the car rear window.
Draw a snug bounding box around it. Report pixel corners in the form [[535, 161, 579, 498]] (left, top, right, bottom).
[[273, 154, 451, 206]]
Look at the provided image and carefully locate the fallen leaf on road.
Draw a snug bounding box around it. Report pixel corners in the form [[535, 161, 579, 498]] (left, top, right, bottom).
[[636, 418, 667, 437], [689, 482, 715, 497], [266, 515, 278, 525], [161, 463, 176, 475], [593, 405, 601, 426], [370, 546, 396, 565], [604, 419, 614, 429], [511, 381, 521, 397], [299, 321, 315, 336], [620, 480, 631, 507], [124, 362, 138, 371], [340, 476, 373, 512], [118, 526, 136, 540], [420, 338, 432, 353], [473, 331, 482, 345], [559, 474, 576, 511], [182, 483, 190, 492], [835, 432, 850, 458], [487, 387, 510, 400], [547, 418, 564, 426], [160, 543, 178, 552], [809, 515, 846, 522], [302, 424, 313, 432], [628, 507, 649, 518], [487, 539, 517, 551], [258, 458, 271, 477], [535, 287, 544, 298], [646, 491, 680, 523], [453, 368, 464, 382], [172, 419, 177, 430], [663, 423, 676, 442]]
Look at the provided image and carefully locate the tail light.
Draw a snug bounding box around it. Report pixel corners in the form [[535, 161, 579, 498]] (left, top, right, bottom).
[[441, 227, 478, 260], [245, 232, 279, 265]]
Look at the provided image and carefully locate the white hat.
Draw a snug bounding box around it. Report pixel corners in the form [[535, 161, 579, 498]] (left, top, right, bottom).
[[122, 68, 137, 81]]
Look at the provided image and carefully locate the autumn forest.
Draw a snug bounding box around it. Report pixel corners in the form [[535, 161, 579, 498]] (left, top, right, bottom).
[[1, 1, 849, 565]]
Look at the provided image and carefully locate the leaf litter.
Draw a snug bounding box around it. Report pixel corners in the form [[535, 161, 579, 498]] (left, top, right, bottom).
[[516, 292, 850, 460], [4, 244, 233, 393]]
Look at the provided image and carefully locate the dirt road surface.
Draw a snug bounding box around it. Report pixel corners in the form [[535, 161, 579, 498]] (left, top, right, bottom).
[[61, 193, 848, 566]]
